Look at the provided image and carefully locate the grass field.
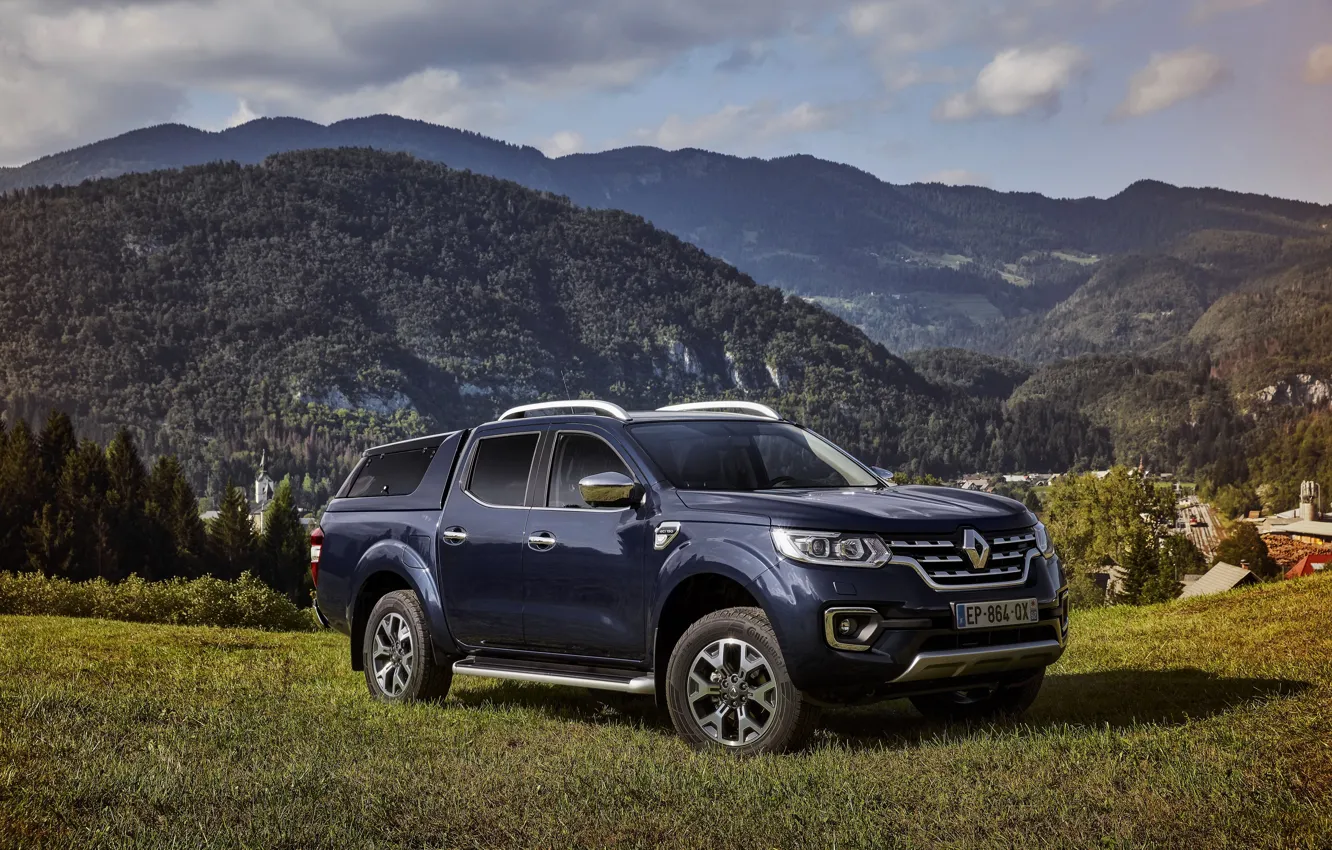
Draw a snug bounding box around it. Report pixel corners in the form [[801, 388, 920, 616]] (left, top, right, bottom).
[[3, 579, 1331, 849]]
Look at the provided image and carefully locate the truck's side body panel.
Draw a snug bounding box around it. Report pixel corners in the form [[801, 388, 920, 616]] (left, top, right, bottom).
[[522, 421, 655, 660], [435, 423, 542, 649], [316, 432, 466, 658]]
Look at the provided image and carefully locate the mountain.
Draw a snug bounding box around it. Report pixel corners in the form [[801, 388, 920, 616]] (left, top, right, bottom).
[[0, 149, 1125, 500], [6, 116, 1331, 361]]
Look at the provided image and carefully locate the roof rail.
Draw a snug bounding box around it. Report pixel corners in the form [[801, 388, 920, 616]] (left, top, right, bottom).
[[498, 400, 631, 421], [657, 401, 782, 420]]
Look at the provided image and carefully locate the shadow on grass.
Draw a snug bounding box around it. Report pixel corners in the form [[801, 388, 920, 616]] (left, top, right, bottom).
[[820, 668, 1312, 747], [449, 682, 673, 730], [448, 668, 1312, 745]]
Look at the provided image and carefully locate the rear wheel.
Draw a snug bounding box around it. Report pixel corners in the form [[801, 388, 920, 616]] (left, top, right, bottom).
[[362, 590, 452, 703], [666, 607, 819, 755], [909, 668, 1045, 722]]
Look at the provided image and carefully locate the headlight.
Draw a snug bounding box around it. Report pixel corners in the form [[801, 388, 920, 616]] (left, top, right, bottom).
[[1033, 521, 1056, 558], [772, 529, 891, 568]]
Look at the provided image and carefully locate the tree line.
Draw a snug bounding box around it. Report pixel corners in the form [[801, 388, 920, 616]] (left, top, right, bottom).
[[0, 411, 310, 602], [1044, 467, 1207, 607]]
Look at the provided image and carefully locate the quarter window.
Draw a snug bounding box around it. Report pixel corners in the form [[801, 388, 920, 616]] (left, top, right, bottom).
[[468, 433, 540, 507], [345, 448, 436, 498], [546, 433, 633, 509]]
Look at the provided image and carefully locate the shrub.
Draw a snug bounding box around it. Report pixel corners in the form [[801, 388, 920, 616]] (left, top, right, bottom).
[[0, 571, 318, 631]]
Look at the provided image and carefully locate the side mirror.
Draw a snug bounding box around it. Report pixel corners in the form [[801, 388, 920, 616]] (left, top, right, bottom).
[[578, 472, 644, 508], [871, 466, 895, 484]]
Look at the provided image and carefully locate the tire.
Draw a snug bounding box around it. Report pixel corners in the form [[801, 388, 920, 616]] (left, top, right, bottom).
[[909, 668, 1045, 722], [665, 606, 820, 755], [362, 590, 452, 703]]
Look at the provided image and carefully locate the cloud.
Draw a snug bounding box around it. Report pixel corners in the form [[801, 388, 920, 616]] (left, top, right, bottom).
[[291, 68, 499, 128], [934, 45, 1089, 121], [0, 0, 845, 163], [715, 42, 770, 73], [1189, 0, 1271, 22], [1306, 45, 1332, 85], [1114, 48, 1228, 118], [224, 99, 260, 129], [846, 0, 1116, 95], [537, 131, 585, 158], [920, 169, 991, 187], [630, 101, 854, 151]]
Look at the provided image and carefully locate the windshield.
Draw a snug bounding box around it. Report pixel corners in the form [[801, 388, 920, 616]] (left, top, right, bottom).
[[628, 421, 881, 491]]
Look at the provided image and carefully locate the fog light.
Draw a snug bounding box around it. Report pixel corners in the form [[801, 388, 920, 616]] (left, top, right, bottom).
[[824, 607, 882, 652]]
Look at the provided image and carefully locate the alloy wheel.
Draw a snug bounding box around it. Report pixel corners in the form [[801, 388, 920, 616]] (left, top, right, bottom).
[[371, 612, 414, 697], [686, 638, 778, 746]]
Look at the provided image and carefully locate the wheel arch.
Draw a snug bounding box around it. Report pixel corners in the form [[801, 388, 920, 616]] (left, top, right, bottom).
[[652, 571, 767, 707], [349, 546, 458, 670]]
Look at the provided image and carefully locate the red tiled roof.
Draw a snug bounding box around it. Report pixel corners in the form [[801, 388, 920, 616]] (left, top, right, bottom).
[[1286, 553, 1332, 579]]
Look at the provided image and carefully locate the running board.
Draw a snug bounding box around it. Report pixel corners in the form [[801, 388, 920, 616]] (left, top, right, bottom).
[[452, 659, 656, 695]]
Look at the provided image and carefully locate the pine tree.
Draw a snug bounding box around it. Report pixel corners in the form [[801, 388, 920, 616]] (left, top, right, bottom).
[[261, 477, 309, 601], [104, 429, 151, 579], [25, 503, 73, 577], [1116, 524, 1159, 604], [0, 420, 44, 568], [60, 441, 115, 581], [208, 482, 255, 580], [146, 455, 208, 577], [37, 411, 77, 492]]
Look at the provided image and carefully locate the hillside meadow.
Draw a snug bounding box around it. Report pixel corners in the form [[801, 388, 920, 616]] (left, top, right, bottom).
[[2, 577, 1330, 849]]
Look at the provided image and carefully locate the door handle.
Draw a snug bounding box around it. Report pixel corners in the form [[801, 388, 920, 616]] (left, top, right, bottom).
[[527, 531, 557, 551], [442, 527, 468, 545]]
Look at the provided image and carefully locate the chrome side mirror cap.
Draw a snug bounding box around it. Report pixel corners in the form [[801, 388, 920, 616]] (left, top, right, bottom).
[[578, 472, 644, 508], [871, 466, 895, 485]]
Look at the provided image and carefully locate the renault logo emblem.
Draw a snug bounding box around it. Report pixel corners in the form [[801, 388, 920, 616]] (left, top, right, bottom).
[[961, 529, 991, 570]]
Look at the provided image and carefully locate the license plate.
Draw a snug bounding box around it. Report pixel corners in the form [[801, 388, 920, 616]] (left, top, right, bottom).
[[954, 598, 1039, 630]]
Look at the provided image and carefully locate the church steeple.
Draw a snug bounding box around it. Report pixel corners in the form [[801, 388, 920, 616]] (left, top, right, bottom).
[[254, 450, 275, 511]]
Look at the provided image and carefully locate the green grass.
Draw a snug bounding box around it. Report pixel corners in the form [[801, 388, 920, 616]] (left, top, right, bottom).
[[3, 580, 1331, 849]]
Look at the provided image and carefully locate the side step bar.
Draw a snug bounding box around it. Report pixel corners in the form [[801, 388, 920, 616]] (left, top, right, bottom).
[[452, 659, 656, 695], [891, 639, 1064, 684]]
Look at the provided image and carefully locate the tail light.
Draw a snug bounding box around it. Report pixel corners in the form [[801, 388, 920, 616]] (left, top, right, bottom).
[[310, 526, 324, 586]]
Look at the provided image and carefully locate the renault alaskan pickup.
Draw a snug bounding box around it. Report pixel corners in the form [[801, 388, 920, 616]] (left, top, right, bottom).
[[311, 400, 1069, 754]]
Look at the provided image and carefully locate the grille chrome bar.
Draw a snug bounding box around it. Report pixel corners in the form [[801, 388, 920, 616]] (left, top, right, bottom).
[[884, 526, 1040, 591]]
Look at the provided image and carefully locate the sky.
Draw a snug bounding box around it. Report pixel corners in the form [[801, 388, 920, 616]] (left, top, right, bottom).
[[2, 0, 1330, 202]]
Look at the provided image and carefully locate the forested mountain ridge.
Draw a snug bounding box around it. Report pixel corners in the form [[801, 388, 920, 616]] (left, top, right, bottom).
[[0, 149, 1121, 499], [6, 115, 1331, 361]]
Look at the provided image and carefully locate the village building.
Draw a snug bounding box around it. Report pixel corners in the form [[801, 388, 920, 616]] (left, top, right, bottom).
[[251, 451, 276, 533], [1179, 563, 1259, 599], [1286, 553, 1332, 580]]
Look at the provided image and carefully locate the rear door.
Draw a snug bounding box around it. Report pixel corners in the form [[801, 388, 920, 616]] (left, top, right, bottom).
[[522, 428, 649, 661], [437, 427, 543, 649]]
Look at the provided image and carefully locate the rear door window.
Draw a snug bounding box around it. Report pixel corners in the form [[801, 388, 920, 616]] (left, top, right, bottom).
[[467, 433, 540, 507], [345, 448, 436, 497]]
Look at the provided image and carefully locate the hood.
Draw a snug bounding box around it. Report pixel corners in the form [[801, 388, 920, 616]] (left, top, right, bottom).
[[675, 485, 1032, 534]]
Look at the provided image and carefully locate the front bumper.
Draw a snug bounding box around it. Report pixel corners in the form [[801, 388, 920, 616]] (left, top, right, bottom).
[[760, 553, 1069, 693]]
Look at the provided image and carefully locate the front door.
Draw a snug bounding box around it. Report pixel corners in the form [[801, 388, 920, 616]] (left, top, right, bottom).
[[436, 428, 542, 649], [522, 429, 649, 660]]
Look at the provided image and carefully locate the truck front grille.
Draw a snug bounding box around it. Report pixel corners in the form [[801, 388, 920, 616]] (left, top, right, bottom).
[[884, 527, 1038, 588]]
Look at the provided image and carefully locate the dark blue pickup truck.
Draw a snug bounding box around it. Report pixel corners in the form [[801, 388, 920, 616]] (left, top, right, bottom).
[[313, 400, 1068, 754]]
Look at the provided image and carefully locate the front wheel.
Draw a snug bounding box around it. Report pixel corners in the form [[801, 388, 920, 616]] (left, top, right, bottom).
[[665, 607, 820, 755], [909, 668, 1045, 722], [362, 590, 452, 703]]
